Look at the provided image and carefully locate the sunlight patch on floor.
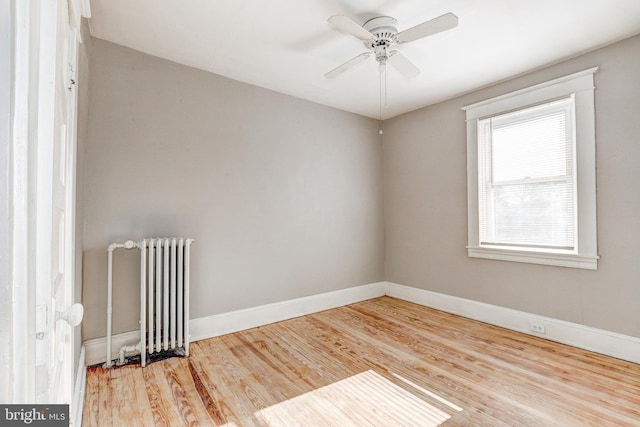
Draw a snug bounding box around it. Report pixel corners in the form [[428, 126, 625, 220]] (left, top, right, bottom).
[[254, 370, 453, 426], [392, 372, 463, 412]]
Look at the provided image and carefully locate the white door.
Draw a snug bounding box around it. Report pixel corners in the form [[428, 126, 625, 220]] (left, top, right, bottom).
[[34, 0, 82, 406]]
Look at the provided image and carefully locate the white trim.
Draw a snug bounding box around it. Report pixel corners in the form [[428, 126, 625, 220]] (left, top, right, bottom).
[[84, 282, 386, 366], [190, 282, 385, 341], [384, 282, 640, 364], [462, 67, 599, 116], [71, 345, 86, 426], [467, 246, 598, 270], [0, 0, 12, 404], [10, 0, 41, 403], [84, 281, 639, 366], [464, 67, 599, 269], [81, 0, 91, 18]]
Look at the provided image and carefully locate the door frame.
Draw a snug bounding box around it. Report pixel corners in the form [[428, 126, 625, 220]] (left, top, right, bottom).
[[4, 0, 87, 416], [6, 0, 41, 403]]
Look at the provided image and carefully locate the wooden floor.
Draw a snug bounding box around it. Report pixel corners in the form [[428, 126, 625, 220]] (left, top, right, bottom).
[[83, 297, 640, 426]]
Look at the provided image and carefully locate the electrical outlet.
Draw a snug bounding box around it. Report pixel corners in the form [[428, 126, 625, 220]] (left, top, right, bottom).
[[530, 322, 546, 334]]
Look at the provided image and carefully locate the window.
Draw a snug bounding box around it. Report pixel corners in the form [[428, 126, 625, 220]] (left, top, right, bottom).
[[464, 68, 598, 269]]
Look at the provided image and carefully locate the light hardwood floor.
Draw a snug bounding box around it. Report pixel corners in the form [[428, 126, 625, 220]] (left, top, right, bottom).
[[83, 297, 640, 426]]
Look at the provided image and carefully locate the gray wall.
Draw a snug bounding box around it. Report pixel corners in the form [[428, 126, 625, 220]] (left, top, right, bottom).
[[81, 33, 640, 342], [82, 40, 384, 340], [383, 33, 640, 337]]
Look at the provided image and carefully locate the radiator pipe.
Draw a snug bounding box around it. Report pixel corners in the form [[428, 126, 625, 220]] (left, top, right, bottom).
[[105, 240, 138, 368], [118, 342, 142, 365]]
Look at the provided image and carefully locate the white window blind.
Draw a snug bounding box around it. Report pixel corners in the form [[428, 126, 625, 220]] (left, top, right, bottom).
[[478, 98, 576, 250]]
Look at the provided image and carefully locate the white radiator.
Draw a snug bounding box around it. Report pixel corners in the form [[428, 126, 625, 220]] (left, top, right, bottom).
[[106, 237, 194, 368], [140, 237, 193, 367]]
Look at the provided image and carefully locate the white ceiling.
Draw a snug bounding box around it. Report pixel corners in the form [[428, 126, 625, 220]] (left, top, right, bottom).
[[87, 0, 640, 119]]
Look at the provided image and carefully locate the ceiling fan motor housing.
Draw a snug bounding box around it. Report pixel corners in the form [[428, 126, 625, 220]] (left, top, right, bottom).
[[363, 16, 399, 62]]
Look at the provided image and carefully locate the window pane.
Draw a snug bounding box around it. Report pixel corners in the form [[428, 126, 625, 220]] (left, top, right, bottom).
[[487, 181, 574, 248], [478, 97, 576, 249], [492, 111, 567, 182]]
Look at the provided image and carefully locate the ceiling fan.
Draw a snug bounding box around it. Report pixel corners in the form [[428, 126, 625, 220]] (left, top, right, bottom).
[[325, 12, 459, 79]]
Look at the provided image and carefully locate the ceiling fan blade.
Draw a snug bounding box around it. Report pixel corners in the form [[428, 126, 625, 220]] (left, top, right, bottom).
[[325, 52, 371, 78], [395, 12, 458, 44], [387, 51, 420, 79], [328, 15, 374, 41]]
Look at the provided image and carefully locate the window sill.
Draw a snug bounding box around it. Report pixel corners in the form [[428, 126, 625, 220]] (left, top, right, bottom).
[[467, 245, 598, 270]]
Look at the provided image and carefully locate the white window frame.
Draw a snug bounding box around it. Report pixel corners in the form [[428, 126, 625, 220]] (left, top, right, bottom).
[[463, 67, 599, 270]]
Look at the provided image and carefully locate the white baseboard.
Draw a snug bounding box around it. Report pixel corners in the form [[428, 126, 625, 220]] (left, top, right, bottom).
[[83, 280, 640, 366], [384, 281, 640, 364], [190, 281, 386, 341], [84, 282, 386, 366], [71, 345, 87, 426], [84, 330, 140, 367]]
